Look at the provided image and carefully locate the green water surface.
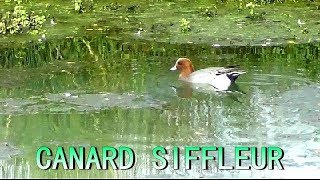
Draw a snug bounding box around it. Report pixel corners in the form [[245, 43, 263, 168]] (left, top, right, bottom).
[[0, 0, 320, 178]]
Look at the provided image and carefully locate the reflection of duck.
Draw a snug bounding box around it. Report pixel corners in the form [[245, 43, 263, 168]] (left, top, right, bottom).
[[170, 58, 246, 91], [170, 82, 194, 98]]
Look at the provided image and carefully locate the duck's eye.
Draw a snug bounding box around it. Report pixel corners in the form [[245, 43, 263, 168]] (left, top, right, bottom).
[[177, 61, 182, 65]]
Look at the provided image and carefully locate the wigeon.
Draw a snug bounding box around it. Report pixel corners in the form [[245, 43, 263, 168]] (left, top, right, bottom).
[[170, 58, 246, 91]]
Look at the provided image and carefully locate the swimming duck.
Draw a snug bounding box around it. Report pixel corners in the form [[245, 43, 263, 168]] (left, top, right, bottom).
[[50, 17, 57, 26], [170, 58, 246, 91]]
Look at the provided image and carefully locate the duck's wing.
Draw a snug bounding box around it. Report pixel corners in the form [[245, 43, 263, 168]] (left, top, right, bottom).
[[216, 66, 245, 74], [215, 66, 246, 82], [193, 67, 223, 74], [191, 66, 246, 82], [187, 68, 221, 84], [194, 66, 246, 75]]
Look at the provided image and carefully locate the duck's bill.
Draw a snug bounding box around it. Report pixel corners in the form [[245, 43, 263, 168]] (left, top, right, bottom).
[[170, 65, 177, 71]]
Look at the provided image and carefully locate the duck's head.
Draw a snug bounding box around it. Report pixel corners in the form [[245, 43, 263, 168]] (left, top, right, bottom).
[[170, 58, 195, 78]]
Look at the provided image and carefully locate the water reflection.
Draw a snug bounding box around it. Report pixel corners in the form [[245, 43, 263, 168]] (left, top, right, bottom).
[[170, 81, 247, 99], [0, 34, 319, 178]]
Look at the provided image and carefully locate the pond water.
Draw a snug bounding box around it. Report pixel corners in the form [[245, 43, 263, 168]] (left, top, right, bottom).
[[0, 31, 319, 178]]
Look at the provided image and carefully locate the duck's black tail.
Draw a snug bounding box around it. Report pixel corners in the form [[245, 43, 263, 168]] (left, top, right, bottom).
[[226, 69, 246, 83]]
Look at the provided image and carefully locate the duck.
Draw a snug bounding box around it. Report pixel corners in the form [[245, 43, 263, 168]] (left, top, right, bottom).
[[50, 17, 57, 26], [170, 58, 246, 91]]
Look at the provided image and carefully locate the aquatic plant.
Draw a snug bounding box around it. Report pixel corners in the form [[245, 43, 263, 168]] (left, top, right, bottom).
[[198, 6, 218, 18], [126, 5, 140, 13], [0, 5, 46, 35], [246, 2, 259, 15], [238, 0, 299, 5], [179, 18, 191, 33], [242, 1, 267, 21], [74, 0, 94, 13], [104, 2, 122, 11]]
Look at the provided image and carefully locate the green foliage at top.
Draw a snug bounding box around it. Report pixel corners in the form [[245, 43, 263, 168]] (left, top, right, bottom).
[[4, 0, 29, 4], [0, 5, 46, 35], [0, 0, 319, 46]]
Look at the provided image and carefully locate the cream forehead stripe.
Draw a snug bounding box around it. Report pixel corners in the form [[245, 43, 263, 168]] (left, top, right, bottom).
[[170, 58, 187, 71], [170, 59, 180, 70]]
